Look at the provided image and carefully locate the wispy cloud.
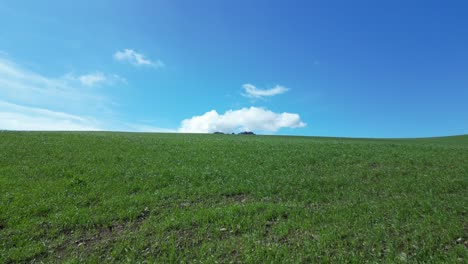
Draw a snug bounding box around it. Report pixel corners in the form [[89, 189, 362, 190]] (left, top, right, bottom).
[[79, 72, 107, 87], [64, 72, 126, 87], [0, 56, 172, 132], [0, 55, 304, 134], [179, 107, 306, 133], [0, 57, 115, 130], [242, 84, 289, 99], [114, 49, 164, 68], [0, 57, 115, 113], [0, 101, 101, 131]]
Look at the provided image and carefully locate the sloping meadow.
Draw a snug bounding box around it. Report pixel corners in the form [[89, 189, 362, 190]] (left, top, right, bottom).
[[1, 132, 467, 262]]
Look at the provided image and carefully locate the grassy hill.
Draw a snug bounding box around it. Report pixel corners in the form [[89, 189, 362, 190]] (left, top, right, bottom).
[[1, 132, 467, 262]]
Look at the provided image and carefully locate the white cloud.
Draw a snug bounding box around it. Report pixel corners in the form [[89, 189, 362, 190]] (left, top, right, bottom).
[[0, 56, 116, 131], [64, 72, 126, 87], [179, 107, 306, 133], [0, 56, 170, 132], [114, 49, 164, 68], [0, 101, 100, 131], [0, 57, 112, 114], [78, 72, 106, 87], [242, 84, 289, 98]]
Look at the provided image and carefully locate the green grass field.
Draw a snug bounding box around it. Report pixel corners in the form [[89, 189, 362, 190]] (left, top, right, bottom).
[[1, 132, 467, 263]]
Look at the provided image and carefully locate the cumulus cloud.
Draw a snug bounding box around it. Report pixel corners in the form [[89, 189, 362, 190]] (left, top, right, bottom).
[[242, 84, 289, 98], [114, 49, 164, 68], [179, 107, 306, 133], [0, 101, 100, 131]]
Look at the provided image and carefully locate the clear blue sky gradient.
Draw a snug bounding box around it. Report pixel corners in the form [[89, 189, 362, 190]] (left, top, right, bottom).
[[1, 0, 467, 137]]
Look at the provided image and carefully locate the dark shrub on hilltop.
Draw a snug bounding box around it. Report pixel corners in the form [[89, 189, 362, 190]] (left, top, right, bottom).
[[239, 131, 255, 135], [213, 131, 256, 135]]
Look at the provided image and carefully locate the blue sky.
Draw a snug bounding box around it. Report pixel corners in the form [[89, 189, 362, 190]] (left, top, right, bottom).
[[0, 0, 467, 137]]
